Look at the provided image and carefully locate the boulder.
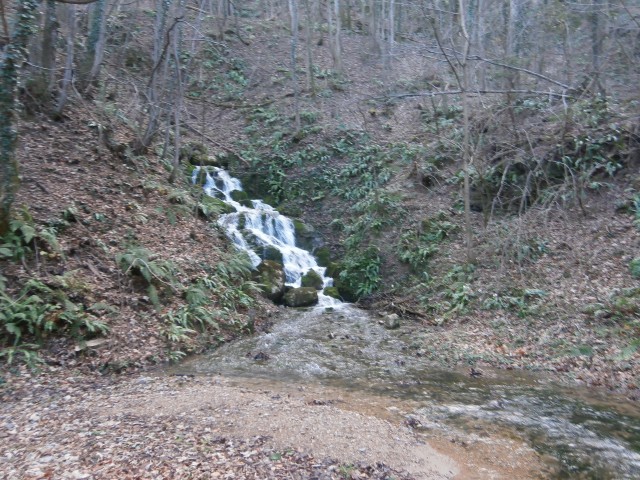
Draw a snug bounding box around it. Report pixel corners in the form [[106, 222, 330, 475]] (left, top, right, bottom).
[[293, 219, 322, 251], [334, 276, 359, 303], [262, 245, 284, 264], [301, 269, 324, 290], [323, 287, 341, 300], [384, 313, 400, 330], [314, 246, 331, 267], [199, 196, 236, 216], [325, 261, 342, 280], [283, 287, 319, 307], [253, 260, 286, 302], [230, 190, 249, 202], [180, 142, 209, 165]]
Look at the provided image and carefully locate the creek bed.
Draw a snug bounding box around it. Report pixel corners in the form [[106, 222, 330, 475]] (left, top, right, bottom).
[[169, 304, 640, 479]]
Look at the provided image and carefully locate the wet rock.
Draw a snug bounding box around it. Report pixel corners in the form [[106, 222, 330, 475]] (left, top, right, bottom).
[[230, 190, 249, 202], [262, 245, 284, 264], [198, 196, 236, 216], [283, 287, 319, 307], [323, 286, 341, 300], [293, 219, 323, 251], [253, 260, 286, 302], [314, 246, 331, 267], [384, 313, 400, 330], [301, 269, 323, 290], [181, 142, 211, 166], [253, 351, 270, 361]]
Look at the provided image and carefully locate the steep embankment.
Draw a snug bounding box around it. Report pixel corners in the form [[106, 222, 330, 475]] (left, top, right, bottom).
[[2, 110, 277, 372]]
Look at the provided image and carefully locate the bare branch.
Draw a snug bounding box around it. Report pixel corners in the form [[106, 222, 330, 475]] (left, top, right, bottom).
[[372, 89, 575, 101], [55, 0, 99, 4]]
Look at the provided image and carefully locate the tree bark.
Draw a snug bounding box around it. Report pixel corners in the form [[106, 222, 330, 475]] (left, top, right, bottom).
[[458, 0, 474, 263], [54, 4, 76, 116], [288, 0, 301, 132], [0, 0, 39, 235]]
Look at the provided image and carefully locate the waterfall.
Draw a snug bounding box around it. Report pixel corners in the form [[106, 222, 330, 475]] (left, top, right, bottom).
[[193, 167, 336, 297]]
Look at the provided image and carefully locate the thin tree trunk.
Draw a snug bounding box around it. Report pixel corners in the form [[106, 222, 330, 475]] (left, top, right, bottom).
[[54, 4, 76, 116], [303, 0, 316, 94], [41, 0, 58, 93], [0, 0, 39, 234], [86, 0, 111, 88], [458, 0, 474, 263], [168, 0, 185, 183], [333, 0, 342, 72], [132, 0, 172, 154], [288, 0, 301, 132]]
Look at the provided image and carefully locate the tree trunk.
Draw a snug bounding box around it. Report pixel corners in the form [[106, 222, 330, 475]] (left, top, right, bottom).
[[458, 0, 474, 263], [303, 0, 316, 94], [0, 0, 39, 235], [85, 0, 110, 89], [589, 0, 606, 95], [288, 0, 301, 132], [54, 4, 76, 116], [168, 0, 185, 184], [41, 0, 58, 94], [132, 0, 172, 155]]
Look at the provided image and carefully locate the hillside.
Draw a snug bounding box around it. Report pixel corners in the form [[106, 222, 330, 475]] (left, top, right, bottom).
[[1, 0, 639, 395]]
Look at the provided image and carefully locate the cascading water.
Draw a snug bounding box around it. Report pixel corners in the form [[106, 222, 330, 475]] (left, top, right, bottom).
[[193, 166, 337, 303]]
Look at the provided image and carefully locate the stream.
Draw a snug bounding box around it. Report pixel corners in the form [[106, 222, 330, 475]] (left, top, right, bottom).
[[171, 304, 640, 479], [182, 166, 640, 479]]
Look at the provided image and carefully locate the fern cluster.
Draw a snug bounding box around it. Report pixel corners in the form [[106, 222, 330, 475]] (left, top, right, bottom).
[[116, 246, 179, 308], [161, 251, 260, 360], [396, 212, 459, 273], [0, 279, 109, 365]]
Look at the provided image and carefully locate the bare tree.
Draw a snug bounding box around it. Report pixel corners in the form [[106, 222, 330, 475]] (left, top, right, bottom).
[[289, 0, 301, 132]]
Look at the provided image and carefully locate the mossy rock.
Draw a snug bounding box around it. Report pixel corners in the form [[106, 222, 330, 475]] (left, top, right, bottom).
[[325, 262, 343, 280], [239, 173, 271, 199], [283, 287, 318, 307], [293, 219, 322, 251], [262, 245, 284, 264], [181, 142, 219, 166], [334, 276, 359, 303], [314, 247, 331, 267], [230, 190, 249, 202], [193, 168, 209, 186], [278, 204, 302, 218], [301, 269, 324, 290], [237, 213, 246, 229], [200, 197, 236, 216], [239, 199, 254, 208], [323, 287, 341, 300], [253, 260, 286, 302]]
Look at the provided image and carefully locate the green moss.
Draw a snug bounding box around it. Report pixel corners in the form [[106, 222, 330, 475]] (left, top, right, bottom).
[[253, 260, 285, 301], [314, 247, 331, 267], [283, 287, 318, 307], [323, 287, 341, 300], [325, 262, 343, 279], [262, 245, 283, 264], [230, 190, 249, 202], [301, 269, 323, 290], [204, 197, 236, 215]]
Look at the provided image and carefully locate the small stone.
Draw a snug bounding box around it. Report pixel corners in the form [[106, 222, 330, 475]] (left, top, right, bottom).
[[384, 313, 400, 329]]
